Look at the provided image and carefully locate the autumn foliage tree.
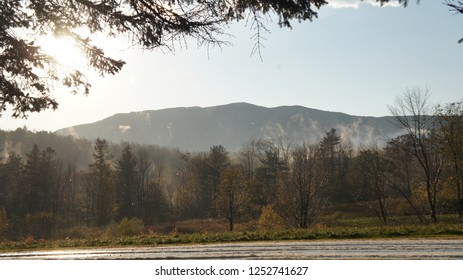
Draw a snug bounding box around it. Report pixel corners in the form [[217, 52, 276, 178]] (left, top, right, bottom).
[[3, 92, 463, 239], [216, 165, 249, 231], [436, 101, 463, 221]]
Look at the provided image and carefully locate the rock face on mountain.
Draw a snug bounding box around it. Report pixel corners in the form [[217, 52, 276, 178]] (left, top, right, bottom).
[[55, 103, 403, 151]]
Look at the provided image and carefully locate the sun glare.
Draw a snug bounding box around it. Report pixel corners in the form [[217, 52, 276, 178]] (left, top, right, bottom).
[[38, 35, 83, 70]]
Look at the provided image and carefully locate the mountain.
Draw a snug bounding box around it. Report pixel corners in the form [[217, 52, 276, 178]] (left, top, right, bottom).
[[55, 103, 403, 151]]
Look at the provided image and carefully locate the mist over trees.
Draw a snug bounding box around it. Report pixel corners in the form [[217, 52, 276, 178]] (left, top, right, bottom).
[[1, 91, 462, 240]]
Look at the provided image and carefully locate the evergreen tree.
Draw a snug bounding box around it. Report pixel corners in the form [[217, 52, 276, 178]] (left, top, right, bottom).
[[115, 144, 138, 220], [40, 147, 56, 213], [317, 128, 353, 202], [143, 181, 170, 225], [23, 144, 42, 214], [90, 138, 113, 226], [136, 147, 152, 220], [255, 140, 289, 206], [1, 153, 24, 217]]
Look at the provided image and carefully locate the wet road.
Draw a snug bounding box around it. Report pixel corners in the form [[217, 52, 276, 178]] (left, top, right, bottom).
[[0, 239, 462, 259]]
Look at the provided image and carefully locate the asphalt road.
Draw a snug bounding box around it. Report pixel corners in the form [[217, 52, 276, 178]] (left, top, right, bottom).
[[0, 239, 462, 259]]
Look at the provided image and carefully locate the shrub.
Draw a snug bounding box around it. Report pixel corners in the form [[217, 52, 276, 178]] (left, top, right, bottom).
[[0, 208, 8, 241], [257, 205, 286, 231], [107, 218, 145, 237], [25, 211, 54, 239], [53, 227, 103, 240]]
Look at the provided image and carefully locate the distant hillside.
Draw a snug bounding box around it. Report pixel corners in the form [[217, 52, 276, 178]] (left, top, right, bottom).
[[55, 103, 403, 151]]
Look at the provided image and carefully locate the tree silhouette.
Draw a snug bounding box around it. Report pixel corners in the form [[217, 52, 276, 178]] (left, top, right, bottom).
[[446, 1, 463, 44], [207, 144, 230, 216], [1, 0, 326, 118], [435, 101, 463, 222], [90, 138, 113, 226], [279, 143, 329, 228], [388, 88, 444, 223], [115, 144, 138, 220], [216, 165, 248, 231]]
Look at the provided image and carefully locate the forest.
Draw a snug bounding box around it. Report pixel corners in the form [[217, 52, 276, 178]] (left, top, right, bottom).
[[0, 91, 462, 241]]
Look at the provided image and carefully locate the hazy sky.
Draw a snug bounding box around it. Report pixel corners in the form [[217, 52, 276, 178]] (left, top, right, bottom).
[[1, 0, 462, 132]]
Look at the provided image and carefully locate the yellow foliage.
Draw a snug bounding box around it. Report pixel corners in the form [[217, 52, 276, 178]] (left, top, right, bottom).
[[257, 205, 286, 231], [107, 217, 145, 237]]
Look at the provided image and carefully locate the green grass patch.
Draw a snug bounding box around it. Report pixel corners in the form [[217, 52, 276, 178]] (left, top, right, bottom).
[[0, 222, 461, 252]]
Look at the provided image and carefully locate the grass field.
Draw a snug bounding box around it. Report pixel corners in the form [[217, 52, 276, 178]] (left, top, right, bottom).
[[0, 215, 461, 252]]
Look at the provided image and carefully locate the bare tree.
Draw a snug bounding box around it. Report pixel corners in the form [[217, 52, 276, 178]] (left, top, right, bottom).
[[255, 140, 289, 205], [278, 143, 329, 228], [239, 139, 258, 181], [358, 144, 393, 224], [388, 87, 444, 223], [385, 136, 427, 224]]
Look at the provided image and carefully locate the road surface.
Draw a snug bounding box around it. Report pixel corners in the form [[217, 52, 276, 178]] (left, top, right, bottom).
[[0, 239, 462, 259]]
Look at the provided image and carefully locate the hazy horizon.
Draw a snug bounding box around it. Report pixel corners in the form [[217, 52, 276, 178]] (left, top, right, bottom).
[[1, 0, 462, 132]]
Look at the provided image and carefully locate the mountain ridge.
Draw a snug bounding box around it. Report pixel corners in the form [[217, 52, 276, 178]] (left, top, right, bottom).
[[55, 102, 402, 151]]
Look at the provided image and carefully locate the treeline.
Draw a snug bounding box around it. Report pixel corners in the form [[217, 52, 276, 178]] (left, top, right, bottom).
[[0, 90, 462, 240], [0, 135, 180, 239]]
